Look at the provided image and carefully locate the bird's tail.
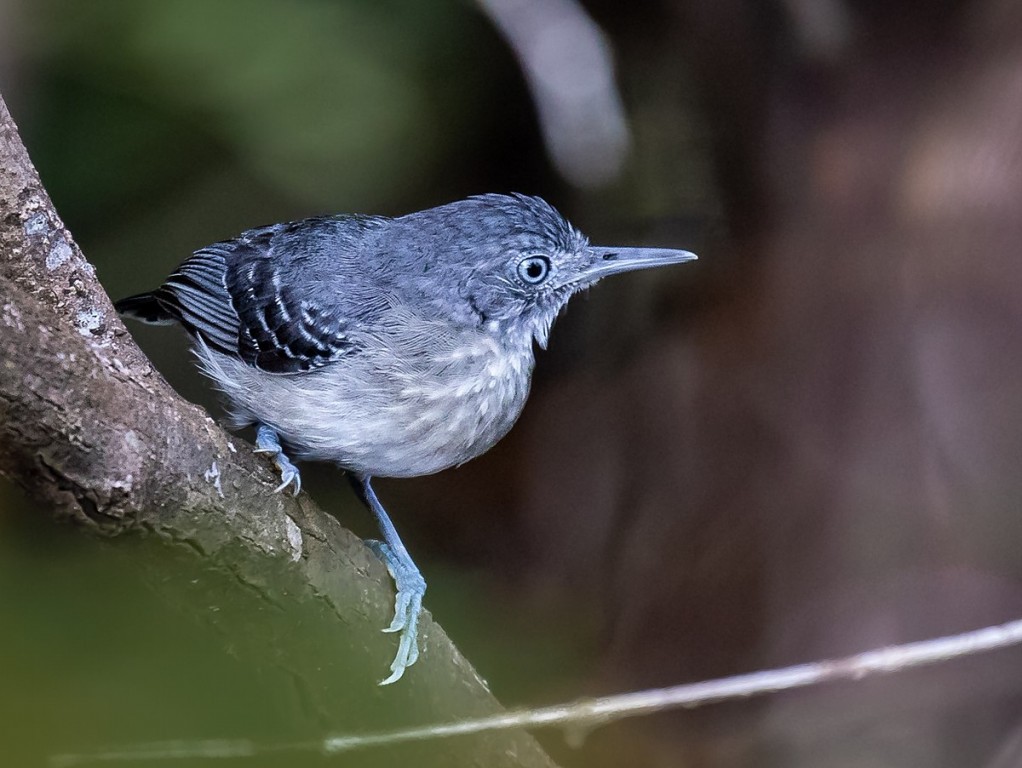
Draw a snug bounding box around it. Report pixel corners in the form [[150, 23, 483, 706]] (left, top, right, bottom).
[[114, 293, 176, 325]]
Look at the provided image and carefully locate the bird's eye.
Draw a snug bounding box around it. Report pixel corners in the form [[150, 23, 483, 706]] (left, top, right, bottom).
[[517, 256, 551, 285]]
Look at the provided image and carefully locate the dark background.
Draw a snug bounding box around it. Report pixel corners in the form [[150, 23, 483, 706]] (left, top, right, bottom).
[[3, 0, 1022, 766]]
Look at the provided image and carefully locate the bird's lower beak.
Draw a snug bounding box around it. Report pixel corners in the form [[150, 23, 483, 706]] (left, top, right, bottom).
[[584, 246, 697, 281]]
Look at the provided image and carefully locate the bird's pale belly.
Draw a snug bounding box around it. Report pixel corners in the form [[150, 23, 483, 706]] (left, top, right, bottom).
[[198, 341, 534, 478], [313, 379, 529, 477]]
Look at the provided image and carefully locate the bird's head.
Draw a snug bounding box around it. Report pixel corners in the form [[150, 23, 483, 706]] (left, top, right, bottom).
[[395, 193, 697, 349]]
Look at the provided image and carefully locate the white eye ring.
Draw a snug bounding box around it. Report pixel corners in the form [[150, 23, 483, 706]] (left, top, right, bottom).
[[517, 256, 551, 285]]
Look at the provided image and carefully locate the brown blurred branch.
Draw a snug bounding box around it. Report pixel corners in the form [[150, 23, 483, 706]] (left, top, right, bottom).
[[0, 94, 558, 768], [476, 0, 629, 188]]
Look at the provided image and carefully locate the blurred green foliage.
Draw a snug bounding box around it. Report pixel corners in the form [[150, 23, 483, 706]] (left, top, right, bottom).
[[21, 0, 532, 221]]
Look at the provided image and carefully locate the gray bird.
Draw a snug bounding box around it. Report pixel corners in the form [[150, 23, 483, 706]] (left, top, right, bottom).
[[116, 193, 696, 684]]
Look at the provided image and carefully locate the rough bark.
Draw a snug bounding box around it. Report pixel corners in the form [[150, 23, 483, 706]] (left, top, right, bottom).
[[0, 94, 558, 767]]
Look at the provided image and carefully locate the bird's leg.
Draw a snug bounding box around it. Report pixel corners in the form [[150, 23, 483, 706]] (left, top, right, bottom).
[[350, 474, 425, 685], [253, 424, 302, 495]]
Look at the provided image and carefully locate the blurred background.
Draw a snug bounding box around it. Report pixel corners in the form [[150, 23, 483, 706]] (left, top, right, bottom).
[[3, 0, 1022, 766]]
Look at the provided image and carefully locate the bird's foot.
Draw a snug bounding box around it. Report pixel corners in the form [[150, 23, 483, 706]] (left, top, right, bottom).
[[254, 425, 302, 495], [366, 539, 426, 685]]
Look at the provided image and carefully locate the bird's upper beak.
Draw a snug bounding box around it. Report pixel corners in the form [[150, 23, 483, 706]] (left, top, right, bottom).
[[583, 246, 697, 281]]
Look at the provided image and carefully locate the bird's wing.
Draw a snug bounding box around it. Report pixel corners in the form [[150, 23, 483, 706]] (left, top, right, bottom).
[[152, 216, 387, 373]]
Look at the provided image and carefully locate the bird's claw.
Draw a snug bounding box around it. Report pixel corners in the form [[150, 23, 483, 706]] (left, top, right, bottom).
[[379, 610, 421, 685], [367, 539, 425, 685], [272, 458, 302, 495], [255, 425, 302, 496]]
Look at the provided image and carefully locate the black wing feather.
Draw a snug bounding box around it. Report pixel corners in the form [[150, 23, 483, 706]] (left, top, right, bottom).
[[119, 217, 369, 373], [153, 248, 240, 354]]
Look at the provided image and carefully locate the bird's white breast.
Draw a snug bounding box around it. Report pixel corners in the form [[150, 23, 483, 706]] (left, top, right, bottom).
[[196, 328, 535, 478]]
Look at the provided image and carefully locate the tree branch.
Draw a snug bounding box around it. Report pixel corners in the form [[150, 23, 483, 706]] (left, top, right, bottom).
[[0, 93, 558, 768]]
